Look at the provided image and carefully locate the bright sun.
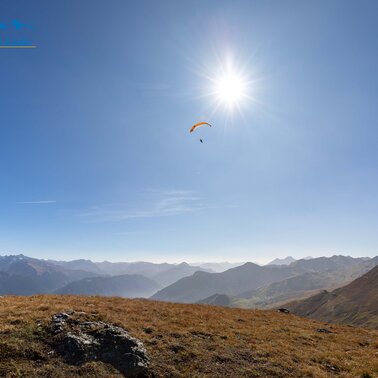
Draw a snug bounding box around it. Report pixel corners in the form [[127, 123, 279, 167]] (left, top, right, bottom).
[[198, 55, 257, 115], [214, 70, 247, 109]]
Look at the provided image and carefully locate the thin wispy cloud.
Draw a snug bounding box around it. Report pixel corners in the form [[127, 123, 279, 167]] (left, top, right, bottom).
[[116, 228, 176, 236], [18, 200, 57, 204], [78, 190, 206, 223]]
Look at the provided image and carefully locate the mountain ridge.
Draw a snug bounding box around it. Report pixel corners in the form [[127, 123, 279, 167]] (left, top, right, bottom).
[[287, 265, 378, 329]]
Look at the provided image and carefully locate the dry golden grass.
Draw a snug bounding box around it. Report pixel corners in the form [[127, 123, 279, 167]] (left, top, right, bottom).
[[0, 295, 377, 377]]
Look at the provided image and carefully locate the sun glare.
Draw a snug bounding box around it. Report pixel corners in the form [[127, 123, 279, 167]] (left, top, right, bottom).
[[195, 54, 258, 116], [214, 70, 247, 109]]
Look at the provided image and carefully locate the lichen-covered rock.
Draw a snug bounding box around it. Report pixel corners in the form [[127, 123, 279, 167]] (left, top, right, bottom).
[[51, 311, 151, 377]]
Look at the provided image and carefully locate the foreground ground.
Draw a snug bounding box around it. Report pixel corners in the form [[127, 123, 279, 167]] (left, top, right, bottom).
[[0, 295, 377, 377]]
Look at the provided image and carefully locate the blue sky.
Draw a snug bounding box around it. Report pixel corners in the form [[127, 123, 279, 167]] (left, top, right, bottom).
[[1, 0, 378, 263]]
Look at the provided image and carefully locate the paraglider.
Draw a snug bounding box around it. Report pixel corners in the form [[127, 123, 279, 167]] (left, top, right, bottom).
[[190, 122, 212, 143], [189, 122, 212, 133]]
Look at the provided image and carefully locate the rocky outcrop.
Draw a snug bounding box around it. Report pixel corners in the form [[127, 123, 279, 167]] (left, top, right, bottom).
[[51, 311, 151, 377]]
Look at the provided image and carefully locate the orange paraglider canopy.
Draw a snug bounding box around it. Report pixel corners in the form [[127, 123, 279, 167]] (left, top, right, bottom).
[[189, 122, 212, 133]]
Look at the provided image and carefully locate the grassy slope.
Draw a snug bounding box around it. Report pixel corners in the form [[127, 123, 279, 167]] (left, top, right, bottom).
[[0, 295, 377, 377]]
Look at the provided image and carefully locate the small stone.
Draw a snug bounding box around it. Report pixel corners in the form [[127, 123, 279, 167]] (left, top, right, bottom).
[[317, 328, 332, 334], [278, 308, 290, 314]]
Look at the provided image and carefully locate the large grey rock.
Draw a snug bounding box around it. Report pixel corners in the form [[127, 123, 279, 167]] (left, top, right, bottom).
[[51, 311, 151, 377]]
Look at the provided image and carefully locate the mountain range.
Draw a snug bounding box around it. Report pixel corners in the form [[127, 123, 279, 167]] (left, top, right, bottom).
[[1, 253, 377, 330], [51, 259, 210, 286], [154, 255, 377, 305], [0, 255, 99, 292], [152, 262, 298, 303], [0, 254, 208, 297]]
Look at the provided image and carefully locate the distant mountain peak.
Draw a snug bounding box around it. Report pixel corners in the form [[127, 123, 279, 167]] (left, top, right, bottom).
[[178, 262, 190, 267], [267, 256, 296, 266]]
